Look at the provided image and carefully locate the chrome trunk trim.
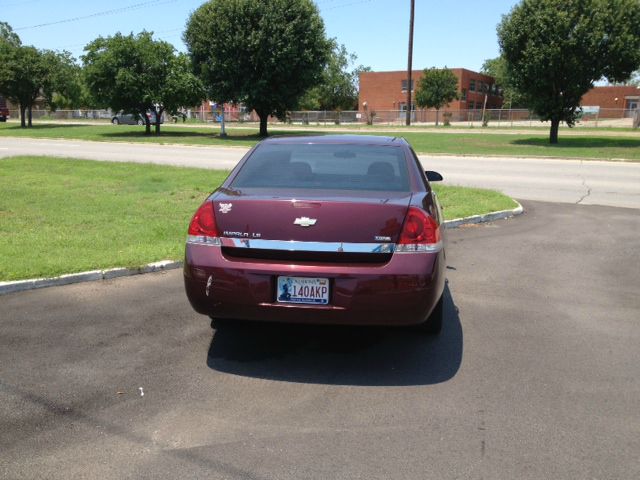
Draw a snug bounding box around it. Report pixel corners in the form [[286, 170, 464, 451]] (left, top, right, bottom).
[[187, 237, 443, 254], [221, 238, 395, 254]]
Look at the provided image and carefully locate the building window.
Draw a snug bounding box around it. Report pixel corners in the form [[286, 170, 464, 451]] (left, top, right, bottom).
[[401, 80, 414, 92], [398, 102, 415, 111], [461, 88, 467, 101], [469, 80, 476, 92]]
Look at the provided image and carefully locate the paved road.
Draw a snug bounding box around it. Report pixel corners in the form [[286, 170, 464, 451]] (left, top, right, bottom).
[[2, 137, 640, 209], [0, 137, 246, 169], [1, 201, 638, 479]]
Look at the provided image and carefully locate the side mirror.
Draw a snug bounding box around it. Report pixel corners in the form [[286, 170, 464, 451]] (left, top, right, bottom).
[[426, 171, 443, 182]]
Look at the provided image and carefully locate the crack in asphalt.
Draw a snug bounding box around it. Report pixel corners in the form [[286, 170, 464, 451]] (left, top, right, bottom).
[[576, 159, 592, 204]]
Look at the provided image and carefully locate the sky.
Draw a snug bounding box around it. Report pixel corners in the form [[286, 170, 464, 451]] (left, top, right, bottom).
[[1, 0, 519, 72]]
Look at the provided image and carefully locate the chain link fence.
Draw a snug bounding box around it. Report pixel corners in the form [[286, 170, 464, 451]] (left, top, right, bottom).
[[5, 107, 639, 128]]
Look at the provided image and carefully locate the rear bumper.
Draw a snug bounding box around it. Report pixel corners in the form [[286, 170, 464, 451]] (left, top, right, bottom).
[[184, 243, 445, 326]]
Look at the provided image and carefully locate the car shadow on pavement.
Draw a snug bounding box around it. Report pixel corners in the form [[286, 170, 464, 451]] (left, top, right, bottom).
[[206, 284, 462, 386]]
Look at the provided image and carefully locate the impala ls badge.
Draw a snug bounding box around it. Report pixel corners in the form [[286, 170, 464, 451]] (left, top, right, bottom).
[[294, 217, 317, 227]]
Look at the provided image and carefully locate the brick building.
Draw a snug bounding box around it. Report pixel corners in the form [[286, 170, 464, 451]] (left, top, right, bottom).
[[358, 68, 503, 114], [580, 85, 639, 117]]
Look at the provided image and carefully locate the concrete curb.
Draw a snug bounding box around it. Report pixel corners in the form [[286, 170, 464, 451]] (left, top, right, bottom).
[[443, 201, 524, 229], [0, 203, 523, 296], [0, 260, 182, 295]]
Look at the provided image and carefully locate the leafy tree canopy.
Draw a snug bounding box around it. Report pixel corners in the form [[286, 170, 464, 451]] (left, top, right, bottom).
[[0, 23, 78, 128], [0, 21, 21, 47], [608, 68, 640, 86], [83, 31, 205, 134], [481, 56, 527, 108], [41, 50, 84, 111], [498, 0, 640, 143], [415, 67, 459, 125], [298, 40, 370, 111], [184, 0, 331, 136]]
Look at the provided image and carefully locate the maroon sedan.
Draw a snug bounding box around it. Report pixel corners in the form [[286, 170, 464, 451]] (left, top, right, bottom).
[[184, 135, 446, 333]]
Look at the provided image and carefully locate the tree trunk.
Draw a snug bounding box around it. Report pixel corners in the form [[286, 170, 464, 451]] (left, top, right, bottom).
[[155, 109, 163, 135], [549, 118, 560, 144], [258, 111, 268, 137], [20, 105, 26, 128], [435, 108, 440, 126], [27, 106, 32, 128], [144, 111, 151, 135]]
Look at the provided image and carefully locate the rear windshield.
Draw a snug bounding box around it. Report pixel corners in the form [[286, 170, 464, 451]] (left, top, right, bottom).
[[231, 143, 410, 191]]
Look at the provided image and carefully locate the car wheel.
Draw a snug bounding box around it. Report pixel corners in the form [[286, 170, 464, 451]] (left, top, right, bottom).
[[137, 119, 144, 126], [111, 118, 119, 125], [418, 294, 443, 335]]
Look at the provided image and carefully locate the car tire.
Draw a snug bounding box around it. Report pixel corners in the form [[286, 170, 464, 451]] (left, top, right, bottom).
[[418, 293, 443, 335], [137, 119, 144, 126], [209, 316, 230, 330], [111, 118, 119, 125]]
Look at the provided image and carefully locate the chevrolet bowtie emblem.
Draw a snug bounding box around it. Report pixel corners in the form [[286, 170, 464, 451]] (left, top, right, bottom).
[[294, 217, 317, 227]]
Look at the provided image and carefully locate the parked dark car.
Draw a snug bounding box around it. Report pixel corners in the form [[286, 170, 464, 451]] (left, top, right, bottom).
[[111, 112, 163, 125], [184, 135, 447, 333], [0, 95, 9, 122]]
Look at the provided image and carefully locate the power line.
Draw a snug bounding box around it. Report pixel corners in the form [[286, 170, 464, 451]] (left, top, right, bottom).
[[14, 0, 180, 31]]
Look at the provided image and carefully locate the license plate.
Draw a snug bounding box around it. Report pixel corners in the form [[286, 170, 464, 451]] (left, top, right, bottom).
[[276, 276, 329, 305]]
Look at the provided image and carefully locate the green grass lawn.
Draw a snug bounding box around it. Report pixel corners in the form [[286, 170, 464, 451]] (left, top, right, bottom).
[[1, 123, 639, 160], [0, 156, 517, 281], [434, 185, 517, 219]]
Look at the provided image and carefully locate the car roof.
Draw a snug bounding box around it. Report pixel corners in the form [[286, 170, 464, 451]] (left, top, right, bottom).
[[260, 135, 407, 146]]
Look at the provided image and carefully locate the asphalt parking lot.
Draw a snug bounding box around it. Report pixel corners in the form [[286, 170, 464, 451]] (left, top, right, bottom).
[[1, 200, 639, 479]]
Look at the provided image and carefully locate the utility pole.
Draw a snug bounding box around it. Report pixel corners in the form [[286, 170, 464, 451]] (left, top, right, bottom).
[[406, 0, 415, 126]]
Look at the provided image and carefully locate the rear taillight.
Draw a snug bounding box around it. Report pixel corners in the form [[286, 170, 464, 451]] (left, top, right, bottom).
[[187, 201, 221, 245], [397, 207, 441, 252]]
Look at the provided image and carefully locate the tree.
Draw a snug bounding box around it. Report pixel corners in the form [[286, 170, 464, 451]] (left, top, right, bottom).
[[298, 41, 369, 111], [40, 50, 84, 111], [49, 65, 94, 110], [498, 0, 640, 144], [1, 23, 89, 127], [0, 21, 21, 47], [481, 56, 527, 108], [0, 45, 38, 127], [184, 0, 331, 136], [609, 68, 640, 86], [83, 32, 205, 135], [0, 39, 77, 128], [414, 67, 459, 126]]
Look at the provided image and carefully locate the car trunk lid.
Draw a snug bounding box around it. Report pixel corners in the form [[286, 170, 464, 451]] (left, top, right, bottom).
[[211, 188, 411, 245]]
